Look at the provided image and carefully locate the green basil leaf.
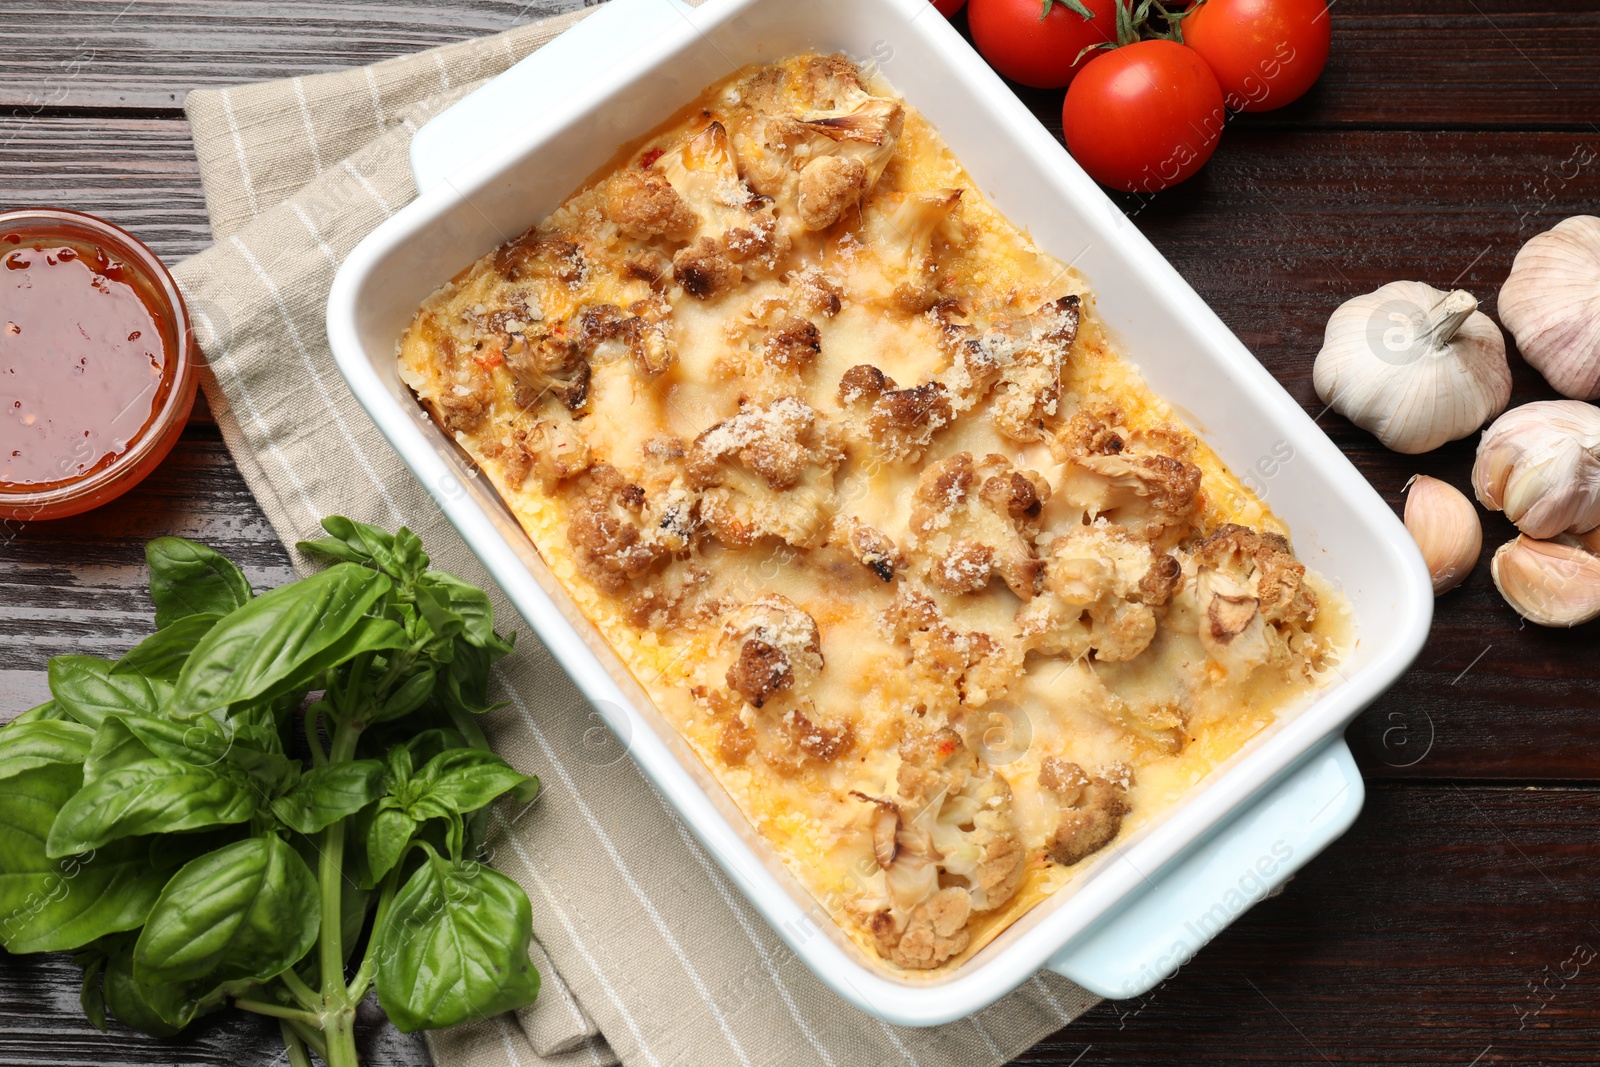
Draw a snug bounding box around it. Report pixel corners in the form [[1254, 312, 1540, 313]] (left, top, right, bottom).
[[80, 714, 295, 805], [113, 612, 221, 682], [145, 536, 253, 629], [404, 728, 470, 766], [81, 720, 157, 782], [366, 801, 418, 887], [383, 745, 413, 792], [374, 856, 540, 1031], [374, 667, 435, 723], [47, 759, 256, 857], [440, 641, 499, 715], [422, 571, 510, 653], [393, 527, 430, 580], [48, 656, 170, 727], [10, 700, 68, 725], [104, 934, 185, 1037], [82, 714, 227, 782], [77, 948, 108, 1031], [413, 580, 464, 643], [411, 749, 538, 816], [224, 746, 300, 799], [295, 536, 373, 564], [0, 720, 94, 782], [269, 759, 384, 835], [133, 835, 319, 1030], [171, 563, 402, 719], [298, 515, 415, 579], [0, 764, 173, 954]]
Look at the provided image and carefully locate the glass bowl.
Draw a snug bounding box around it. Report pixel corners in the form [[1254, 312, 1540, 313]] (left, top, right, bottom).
[[0, 207, 196, 522]]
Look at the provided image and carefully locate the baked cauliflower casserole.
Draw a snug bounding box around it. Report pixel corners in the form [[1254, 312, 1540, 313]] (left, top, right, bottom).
[[400, 54, 1351, 975]]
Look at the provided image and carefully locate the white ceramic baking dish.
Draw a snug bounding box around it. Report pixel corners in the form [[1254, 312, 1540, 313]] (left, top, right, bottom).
[[327, 0, 1433, 1026]]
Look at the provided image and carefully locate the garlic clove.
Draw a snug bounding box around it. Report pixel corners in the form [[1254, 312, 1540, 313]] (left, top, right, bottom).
[[1313, 280, 1510, 454], [1489, 534, 1600, 627], [1472, 399, 1600, 539], [1498, 215, 1600, 401], [1403, 475, 1481, 595]]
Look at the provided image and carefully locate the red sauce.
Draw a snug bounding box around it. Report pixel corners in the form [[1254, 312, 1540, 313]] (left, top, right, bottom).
[[0, 235, 175, 492]]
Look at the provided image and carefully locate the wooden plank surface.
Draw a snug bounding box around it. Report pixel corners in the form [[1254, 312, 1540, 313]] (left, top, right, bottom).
[[3, 0, 1600, 1064], [0, 0, 591, 110], [0, 1, 1597, 125]]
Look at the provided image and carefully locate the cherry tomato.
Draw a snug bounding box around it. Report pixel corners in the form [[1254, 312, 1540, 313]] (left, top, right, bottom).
[[968, 0, 1118, 89], [1183, 0, 1332, 112], [933, 0, 967, 16], [1061, 40, 1226, 193]]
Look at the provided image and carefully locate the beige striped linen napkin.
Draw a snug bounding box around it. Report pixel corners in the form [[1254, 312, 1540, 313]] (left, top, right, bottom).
[[171, 5, 1099, 1065]]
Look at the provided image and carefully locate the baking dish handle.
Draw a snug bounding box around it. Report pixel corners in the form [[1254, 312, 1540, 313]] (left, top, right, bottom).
[[1046, 736, 1364, 1001], [410, 0, 703, 196]]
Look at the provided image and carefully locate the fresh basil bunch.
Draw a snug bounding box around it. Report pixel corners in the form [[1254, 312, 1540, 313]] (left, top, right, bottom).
[[0, 518, 542, 1067]]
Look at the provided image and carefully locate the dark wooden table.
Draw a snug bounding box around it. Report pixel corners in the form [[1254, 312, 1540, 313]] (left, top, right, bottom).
[[4, 2, 1600, 1064]]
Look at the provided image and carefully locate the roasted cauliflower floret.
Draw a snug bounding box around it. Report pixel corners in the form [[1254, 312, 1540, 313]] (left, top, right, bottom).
[[935, 294, 1080, 440], [574, 299, 678, 379], [624, 564, 709, 632], [566, 463, 698, 595], [711, 597, 854, 769], [866, 189, 964, 311], [837, 368, 959, 465], [505, 326, 591, 413], [836, 363, 895, 406], [1040, 758, 1131, 866], [990, 295, 1080, 440], [832, 515, 906, 583], [794, 52, 870, 110], [798, 154, 868, 231], [907, 452, 1050, 600], [656, 120, 746, 237], [734, 90, 904, 234], [1171, 524, 1323, 680], [882, 586, 1020, 708], [763, 317, 822, 371], [853, 381, 954, 464], [721, 595, 825, 708], [1052, 404, 1202, 549], [673, 236, 743, 300], [493, 231, 587, 286], [788, 265, 845, 318], [852, 729, 1024, 970], [686, 397, 846, 547], [713, 302, 824, 399], [719, 316, 824, 404], [780, 705, 855, 763], [1017, 522, 1183, 663], [498, 415, 591, 490], [655, 121, 789, 295], [604, 167, 699, 242]]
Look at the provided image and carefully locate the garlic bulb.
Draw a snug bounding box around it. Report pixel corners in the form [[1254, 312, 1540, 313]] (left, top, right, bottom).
[[1403, 475, 1481, 594], [1472, 400, 1600, 539], [1314, 281, 1510, 454], [1498, 216, 1600, 400], [1490, 535, 1600, 627]]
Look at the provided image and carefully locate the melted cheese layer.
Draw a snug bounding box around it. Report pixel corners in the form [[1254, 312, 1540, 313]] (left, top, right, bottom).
[[399, 54, 1352, 977]]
